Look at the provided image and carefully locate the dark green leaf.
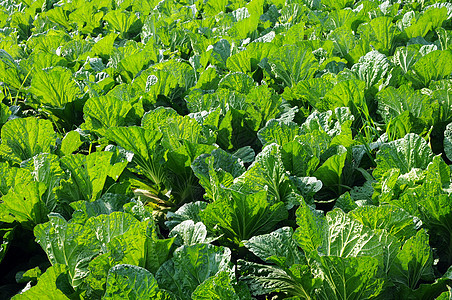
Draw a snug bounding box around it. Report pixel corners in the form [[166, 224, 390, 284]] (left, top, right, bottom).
[[156, 244, 232, 300], [12, 264, 74, 300], [104, 264, 161, 299], [201, 190, 288, 243]]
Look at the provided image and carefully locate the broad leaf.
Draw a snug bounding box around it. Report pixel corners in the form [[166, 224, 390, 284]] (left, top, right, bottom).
[[349, 205, 417, 242], [70, 193, 131, 224], [85, 212, 140, 254], [30, 67, 81, 108], [322, 0, 352, 10], [392, 45, 423, 74], [105, 126, 165, 188], [268, 44, 317, 88], [238, 260, 319, 298], [351, 50, 391, 89], [395, 156, 452, 265], [226, 42, 277, 74], [165, 201, 207, 230], [192, 271, 247, 300], [0, 163, 33, 196], [328, 27, 356, 59], [294, 207, 400, 272], [357, 16, 397, 55], [156, 244, 232, 300], [85, 218, 174, 297], [104, 10, 141, 38], [407, 50, 452, 88], [0, 181, 48, 230], [21, 153, 64, 212], [444, 123, 452, 160], [191, 148, 245, 201], [169, 220, 209, 247], [389, 230, 435, 290], [218, 72, 254, 94], [377, 84, 433, 125], [0, 49, 24, 90], [0, 117, 56, 164], [104, 264, 161, 299], [34, 213, 101, 288], [200, 190, 288, 244], [83, 95, 133, 136], [244, 227, 304, 268], [13, 264, 74, 300], [257, 119, 300, 146], [233, 143, 298, 207], [285, 129, 331, 175], [313, 149, 347, 192], [404, 7, 448, 39], [317, 256, 384, 300], [284, 77, 334, 109], [323, 79, 367, 114], [60, 131, 83, 156], [134, 60, 195, 102], [141, 106, 179, 132], [57, 151, 127, 202], [293, 200, 326, 253], [374, 133, 434, 179], [323, 209, 399, 261], [245, 85, 282, 129]]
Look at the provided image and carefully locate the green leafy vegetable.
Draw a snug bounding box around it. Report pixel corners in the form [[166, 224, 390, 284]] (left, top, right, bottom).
[[13, 264, 74, 300], [156, 244, 232, 300], [0, 117, 56, 164], [200, 190, 288, 244], [104, 264, 162, 299]]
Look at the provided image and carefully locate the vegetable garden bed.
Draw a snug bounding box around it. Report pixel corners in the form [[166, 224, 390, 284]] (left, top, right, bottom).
[[0, 0, 452, 298]]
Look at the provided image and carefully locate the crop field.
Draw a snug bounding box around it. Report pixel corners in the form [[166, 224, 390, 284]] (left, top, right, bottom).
[[0, 0, 451, 299]]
